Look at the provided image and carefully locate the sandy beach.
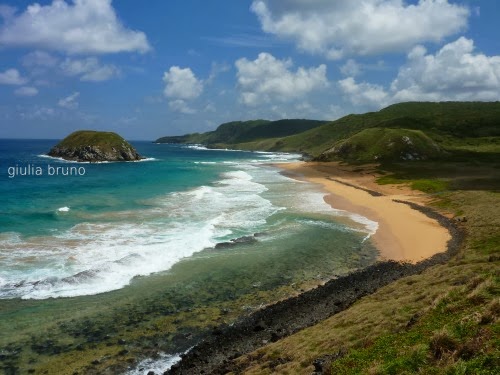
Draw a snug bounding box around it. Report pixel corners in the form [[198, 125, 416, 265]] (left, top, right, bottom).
[[278, 162, 451, 263]]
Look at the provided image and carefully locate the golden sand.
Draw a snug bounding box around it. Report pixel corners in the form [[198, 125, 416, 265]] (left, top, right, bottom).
[[278, 162, 450, 263]]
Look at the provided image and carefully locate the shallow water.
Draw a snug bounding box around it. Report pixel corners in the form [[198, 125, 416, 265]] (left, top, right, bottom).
[[0, 140, 378, 373]]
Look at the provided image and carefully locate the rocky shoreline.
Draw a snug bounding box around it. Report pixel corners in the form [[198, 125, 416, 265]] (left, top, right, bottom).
[[166, 201, 464, 374], [47, 130, 143, 162]]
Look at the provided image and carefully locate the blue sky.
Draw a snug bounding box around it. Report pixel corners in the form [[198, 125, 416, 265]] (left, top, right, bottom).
[[0, 0, 498, 140]]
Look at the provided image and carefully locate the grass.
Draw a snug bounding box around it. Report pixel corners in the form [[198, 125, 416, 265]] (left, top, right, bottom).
[[376, 175, 449, 194], [155, 119, 327, 146], [155, 102, 500, 165], [54, 130, 132, 150], [231, 166, 499, 374], [318, 128, 444, 163]]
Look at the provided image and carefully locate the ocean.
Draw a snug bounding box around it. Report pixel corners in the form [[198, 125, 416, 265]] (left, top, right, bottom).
[[0, 139, 378, 372]]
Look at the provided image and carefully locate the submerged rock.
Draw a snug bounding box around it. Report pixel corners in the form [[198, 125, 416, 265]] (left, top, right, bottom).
[[214, 235, 258, 249], [48, 130, 143, 162]]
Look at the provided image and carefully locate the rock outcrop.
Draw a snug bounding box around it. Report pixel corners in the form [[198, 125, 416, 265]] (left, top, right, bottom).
[[48, 131, 143, 162]]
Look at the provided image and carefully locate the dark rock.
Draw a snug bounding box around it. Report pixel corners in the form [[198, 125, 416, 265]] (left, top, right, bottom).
[[215, 236, 257, 249], [253, 320, 266, 332], [488, 255, 500, 262], [312, 349, 347, 374], [47, 130, 144, 162], [406, 313, 420, 328], [166, 201, 463, 375]]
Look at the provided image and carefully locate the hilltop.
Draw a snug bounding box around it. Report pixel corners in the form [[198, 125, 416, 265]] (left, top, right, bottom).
[[160, 101, 499, 375], [156, 119, 328, 147], [156, 102, 500, 163], [48, 130, 143, 162]]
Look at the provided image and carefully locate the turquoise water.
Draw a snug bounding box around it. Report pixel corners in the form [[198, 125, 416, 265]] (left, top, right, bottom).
[[0, 140, 378, 300]]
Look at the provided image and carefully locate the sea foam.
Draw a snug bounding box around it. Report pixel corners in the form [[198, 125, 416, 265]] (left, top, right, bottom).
[[0, 168, 281, 299]]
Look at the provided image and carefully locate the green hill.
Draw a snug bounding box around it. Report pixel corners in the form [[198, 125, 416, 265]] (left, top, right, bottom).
[[316, 128, 445, 162], [155, 119, 327, 147], [156, 102, 500, 163]]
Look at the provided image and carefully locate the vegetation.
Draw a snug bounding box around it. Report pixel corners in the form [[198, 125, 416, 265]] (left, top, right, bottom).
[[53, 130, 132, 150], [317, 128, 444, 163], [155, 119, 327, 148], [231, 160, 499, 374], [156, 101, 500, 163], [48, 130, 142, 162], [154, 102, 500, 373], [2, 103, 497, 373]]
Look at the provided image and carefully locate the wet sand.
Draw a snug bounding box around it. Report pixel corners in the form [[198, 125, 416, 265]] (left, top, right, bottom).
[[278, 162, 451, 263]]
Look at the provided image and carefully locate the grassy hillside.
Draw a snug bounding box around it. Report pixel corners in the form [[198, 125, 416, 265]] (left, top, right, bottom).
[[316, 128, 445, 163], [155, 119, 327, 147], [230, 161, 500, 374], [54, 130, 131, 150], [155, 102, 500, 163]]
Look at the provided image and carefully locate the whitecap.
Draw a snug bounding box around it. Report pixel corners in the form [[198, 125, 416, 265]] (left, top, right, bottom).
[[125, 352, 183, 375]]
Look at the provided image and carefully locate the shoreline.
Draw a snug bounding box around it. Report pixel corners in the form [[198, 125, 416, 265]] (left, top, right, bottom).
[[278, 162, 451, 263], [167, 162, 464, 374]]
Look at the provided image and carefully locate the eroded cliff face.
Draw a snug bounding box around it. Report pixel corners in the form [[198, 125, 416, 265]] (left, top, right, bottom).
[[47, 131, 143, 162]]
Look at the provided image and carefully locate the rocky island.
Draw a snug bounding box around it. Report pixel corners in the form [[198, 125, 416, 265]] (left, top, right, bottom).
[[47, 130, 143, 162]]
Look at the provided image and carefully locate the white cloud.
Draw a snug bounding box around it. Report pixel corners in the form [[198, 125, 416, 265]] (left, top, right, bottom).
[[339, 77, 390, 108], [0, 68, 27, 85], [252, 0, 469, 59], [60, 57, 119, 82], [168, 99, 196, 114], [391, 37, 500, 101], [22, 51, 59, 67], [58, 92, 80, 109], [204, 102, 216, 113], [14, 86, 39, 97], [163, 67, 203, 100], [340, 59, 361, 77], [0, 0, 151, 54], [339, 37, 500, 108], [207, 62, 231, 84], [20, 106, 55, 120], [235, 52, 328, 106]]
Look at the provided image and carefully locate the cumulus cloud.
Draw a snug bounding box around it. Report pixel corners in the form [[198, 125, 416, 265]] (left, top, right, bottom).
[[391, 37, 500, 101], [168, 99, 196, 114], [60, 57, 119, 82], [251, 0, 469, 59], [0, 68, 27, 85], [235, 52, 328, 106], [163, 67, 203, 100], [339, 37, 500, 108], [340, 59, 362, 77], [14, 86, 39, 97], [339, 77, 389, 107], [0, 0, 151, 54], [58, 92, 80, 109]]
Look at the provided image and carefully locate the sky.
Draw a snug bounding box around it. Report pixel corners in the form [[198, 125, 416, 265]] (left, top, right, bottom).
[[0, 0, 498, 140]]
